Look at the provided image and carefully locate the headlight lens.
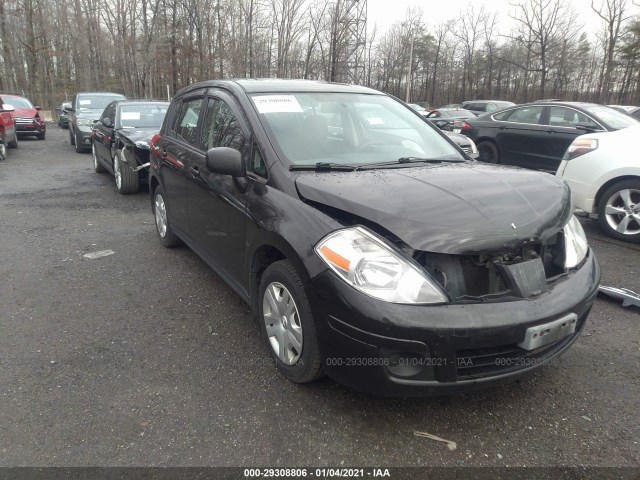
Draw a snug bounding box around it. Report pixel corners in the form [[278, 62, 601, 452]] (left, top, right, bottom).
[[564, 215, 589, 269], [468, 138, 478, 155], [315, 227, 448, 304], [76, 118, 94, 127]]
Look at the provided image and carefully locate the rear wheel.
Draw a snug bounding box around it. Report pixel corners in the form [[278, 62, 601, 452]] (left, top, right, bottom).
[[153, 185, 182, 247], [259, 260, 322, 383], [114, 149, 140, 194], [597, 179, 640, 243], [477, 141, 499, 163]]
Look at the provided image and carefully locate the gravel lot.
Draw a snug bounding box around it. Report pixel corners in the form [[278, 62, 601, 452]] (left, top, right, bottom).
[[0, 125, 638, 468]]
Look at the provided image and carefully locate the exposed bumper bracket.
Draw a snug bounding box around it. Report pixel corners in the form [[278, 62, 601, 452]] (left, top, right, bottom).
[[598, 285, 640, 308]]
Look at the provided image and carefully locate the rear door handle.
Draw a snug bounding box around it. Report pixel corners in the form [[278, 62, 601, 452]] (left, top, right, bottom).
[[189, 165, 200, 176], [160, 149, 168, 159]]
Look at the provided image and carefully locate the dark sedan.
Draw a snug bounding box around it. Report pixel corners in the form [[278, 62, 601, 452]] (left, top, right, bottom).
[[425, 108, 476, 132], [92, 100, 169, 194], [56, 101, 71, 128], [463, 101, 639, 170]]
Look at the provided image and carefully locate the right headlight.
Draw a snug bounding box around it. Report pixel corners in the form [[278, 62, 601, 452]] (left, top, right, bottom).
[[564, 215, 589, 269], [315, 226, 448, 304]]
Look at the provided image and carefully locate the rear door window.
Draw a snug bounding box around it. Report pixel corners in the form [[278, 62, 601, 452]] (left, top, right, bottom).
[[548, 107, 599, 129], [501, 106, 543, 124], [171, 98, 203, 147]]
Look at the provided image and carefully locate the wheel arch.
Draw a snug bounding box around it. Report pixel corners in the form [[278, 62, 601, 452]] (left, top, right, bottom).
[[594, 175, 640, 211], [248, 236, 311, 316]]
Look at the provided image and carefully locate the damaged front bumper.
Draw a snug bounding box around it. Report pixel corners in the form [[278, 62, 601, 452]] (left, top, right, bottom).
[[306, 251, 600, 397]]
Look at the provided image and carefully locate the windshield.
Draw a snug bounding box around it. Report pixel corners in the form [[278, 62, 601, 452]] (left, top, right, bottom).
[[118, 103, 169, 129], [584, 105, 638, 130], [439, 109, 476, 118], [1, 96, 33, 109], [251, 93, 464, 166], [77, 94, 126, 111]]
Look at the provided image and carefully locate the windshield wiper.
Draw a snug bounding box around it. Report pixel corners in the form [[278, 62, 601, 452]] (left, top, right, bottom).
[[289, 162, 357, 171], [356, 157, 465, 170]]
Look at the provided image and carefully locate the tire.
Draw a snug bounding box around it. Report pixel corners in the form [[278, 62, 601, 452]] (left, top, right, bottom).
[[596, 179, 640, 243], [259, 260, 322, 383], [74, 132, 85, 153], [0, 143, 6, 161], [114, 149, 140, 194], [7, 133, 18, 148], [92, 142, 107, 173], [69, 128, 75, 145], [477, 140, 499, 163], [153, 185, 182, 247]]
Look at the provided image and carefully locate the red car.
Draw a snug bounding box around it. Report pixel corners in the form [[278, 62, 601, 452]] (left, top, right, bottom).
[[0, 93, 46, 140], [0, 102, 18, 160]]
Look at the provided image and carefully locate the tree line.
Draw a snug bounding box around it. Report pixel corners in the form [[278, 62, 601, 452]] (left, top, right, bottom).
[[0, 0, 639, 111]]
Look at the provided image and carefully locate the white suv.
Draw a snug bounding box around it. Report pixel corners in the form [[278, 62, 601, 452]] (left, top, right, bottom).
[[556, 124, 640, 242]]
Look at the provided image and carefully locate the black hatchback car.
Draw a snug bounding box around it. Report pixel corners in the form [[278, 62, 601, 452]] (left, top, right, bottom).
[[464, 101, 639, 170], [149, 80, 599, 396]]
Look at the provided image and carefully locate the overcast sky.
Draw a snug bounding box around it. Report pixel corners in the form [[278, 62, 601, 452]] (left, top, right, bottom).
[[367, 0, 636, 39]]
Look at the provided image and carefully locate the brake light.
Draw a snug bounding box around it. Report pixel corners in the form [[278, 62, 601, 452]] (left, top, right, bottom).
[[150, 134, 160, 155], [460, 122, 471, 132], [563, 138, 598, 160]]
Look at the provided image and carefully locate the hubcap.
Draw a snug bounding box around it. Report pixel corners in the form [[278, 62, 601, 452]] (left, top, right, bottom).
[[155, 194, 168, 238], [114, 155, 122, 189], [262, 282, 303, 365], [92, 143, 98, 168], [604, 188, 640, 235]]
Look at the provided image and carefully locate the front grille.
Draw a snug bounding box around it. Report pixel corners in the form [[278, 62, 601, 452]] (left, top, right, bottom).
[[14, 117, 34, 124], [455, 313, 587, 380]]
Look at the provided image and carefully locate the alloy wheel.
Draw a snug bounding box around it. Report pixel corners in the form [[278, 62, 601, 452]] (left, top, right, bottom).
[[604, 188, 640, 235], [154, 193, 168, 238], [262, 282, 303, 365], [114, 155, 122, 190]]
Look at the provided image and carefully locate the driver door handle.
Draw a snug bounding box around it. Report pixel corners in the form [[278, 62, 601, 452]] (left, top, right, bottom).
[[189, 165, 200, 177]]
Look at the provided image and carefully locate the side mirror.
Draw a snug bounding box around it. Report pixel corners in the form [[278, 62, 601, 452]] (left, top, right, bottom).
[[102, 117, 113, 128], [34, 105, 42, 111], [1, 104, 15, 112], [205, 147, 244, 177], [64, 106, 75, 113]]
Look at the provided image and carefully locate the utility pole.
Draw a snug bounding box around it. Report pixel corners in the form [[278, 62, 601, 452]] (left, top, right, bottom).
[[405, 30, 414, 103]]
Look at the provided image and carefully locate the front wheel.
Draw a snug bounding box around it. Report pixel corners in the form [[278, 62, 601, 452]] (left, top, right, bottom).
[[259, 260, 322, 383], [114, 149, 140, 194], [7, 134, 18, 149], [476, 141, 499, 163], [74, 132, 84, 153], [92, 142, 107, 173], [597, 179, 640, 243]]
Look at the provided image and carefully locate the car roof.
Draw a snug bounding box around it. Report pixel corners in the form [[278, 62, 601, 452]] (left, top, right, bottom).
[[115, 100, 169, 105], [463, 100, 514, 104], [175, 79, 382, 98], [0, 92, 27, 98], [521, 101, 601, 108], [76, 92, 126, 96]]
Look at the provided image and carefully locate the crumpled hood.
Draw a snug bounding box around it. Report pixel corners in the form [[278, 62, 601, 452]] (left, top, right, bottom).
[[12, 107, 37, 118], [295, 163, 572, 254], [118, 128, 158, 147]]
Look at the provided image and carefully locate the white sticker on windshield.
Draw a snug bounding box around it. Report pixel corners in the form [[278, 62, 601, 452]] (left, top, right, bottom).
[[253, 95, 303, 114], [121, 112, 141, 120], [79, 100, 92, 105], [367, 117, 384, 125]]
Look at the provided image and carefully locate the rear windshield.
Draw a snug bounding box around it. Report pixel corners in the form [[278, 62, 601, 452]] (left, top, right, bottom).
[[77, 94, 126, 111], [584, 105, 639, 130], [251, 92, 464, 166], [118, 103, 169, 129]]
